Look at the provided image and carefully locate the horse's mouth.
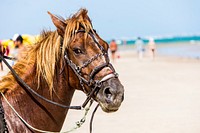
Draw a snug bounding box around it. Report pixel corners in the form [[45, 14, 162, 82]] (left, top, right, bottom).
[[99, 102, 119, 113]]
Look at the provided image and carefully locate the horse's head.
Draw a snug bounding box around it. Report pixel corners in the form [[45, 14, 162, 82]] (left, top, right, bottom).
[[48, 9, 124, 113]]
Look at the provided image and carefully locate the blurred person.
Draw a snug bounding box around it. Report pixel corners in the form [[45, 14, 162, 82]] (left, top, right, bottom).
[[135, 37, 145, 59], [109, 39, 118, 62], [11, 34, 24, 65], [148, 37, 156, 60]]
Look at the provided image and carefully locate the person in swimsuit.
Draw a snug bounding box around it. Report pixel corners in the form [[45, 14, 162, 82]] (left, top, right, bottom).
[[148, 37, 156, 60], [109, 39, 118, 62]]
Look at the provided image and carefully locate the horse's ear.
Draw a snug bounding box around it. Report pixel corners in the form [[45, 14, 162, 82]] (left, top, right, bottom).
[[48, 11, 67, 37]]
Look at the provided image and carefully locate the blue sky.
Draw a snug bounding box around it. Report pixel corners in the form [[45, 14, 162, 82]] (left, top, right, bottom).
[[0, 0, 200, 40]]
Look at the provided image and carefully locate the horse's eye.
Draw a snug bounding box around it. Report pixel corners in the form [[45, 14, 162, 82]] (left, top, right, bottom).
[[73, 48, 82, 55]]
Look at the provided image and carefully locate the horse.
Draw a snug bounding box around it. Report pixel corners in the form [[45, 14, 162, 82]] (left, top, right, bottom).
[[0, 9, 124, 132]]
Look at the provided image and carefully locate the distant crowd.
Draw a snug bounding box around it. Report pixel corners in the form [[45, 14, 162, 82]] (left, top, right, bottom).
[[109, 37, 156, 62]]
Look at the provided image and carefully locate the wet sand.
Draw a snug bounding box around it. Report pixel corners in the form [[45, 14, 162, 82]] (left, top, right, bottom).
[[1, 50, 200, 133]]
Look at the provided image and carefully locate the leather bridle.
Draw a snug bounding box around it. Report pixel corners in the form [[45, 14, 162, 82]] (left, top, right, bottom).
[[63, 29, 118, 108], [0, 29, 118, 110], [0, 28, 118, 133]]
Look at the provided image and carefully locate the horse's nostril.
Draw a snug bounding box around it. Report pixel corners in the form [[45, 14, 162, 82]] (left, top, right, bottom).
[[104, 87, 112, 99]]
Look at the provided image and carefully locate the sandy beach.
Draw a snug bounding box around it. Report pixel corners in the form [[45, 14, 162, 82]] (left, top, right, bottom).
[[1, 47, 200, 133]]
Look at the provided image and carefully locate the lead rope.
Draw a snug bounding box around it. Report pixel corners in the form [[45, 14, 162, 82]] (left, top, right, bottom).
[[1, 92, 95, 133], [64, 100, 94, 133]]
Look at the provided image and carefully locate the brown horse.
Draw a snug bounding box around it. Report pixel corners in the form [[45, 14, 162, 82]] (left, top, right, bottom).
[[0, 9, 124, 132]]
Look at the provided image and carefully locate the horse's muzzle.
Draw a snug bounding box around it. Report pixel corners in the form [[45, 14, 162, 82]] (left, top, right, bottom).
[[97, 77, 124, 113]]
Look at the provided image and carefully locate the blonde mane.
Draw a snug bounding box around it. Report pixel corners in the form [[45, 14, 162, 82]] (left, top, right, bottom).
[[0, 9, 94, 94]]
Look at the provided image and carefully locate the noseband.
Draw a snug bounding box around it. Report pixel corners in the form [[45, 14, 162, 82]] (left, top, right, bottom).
[[63, 29, 118, 108]]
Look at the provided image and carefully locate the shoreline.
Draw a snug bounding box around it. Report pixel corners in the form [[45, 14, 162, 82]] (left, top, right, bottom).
[[117, 42, 200, 59], [116, 48, 200, 63]]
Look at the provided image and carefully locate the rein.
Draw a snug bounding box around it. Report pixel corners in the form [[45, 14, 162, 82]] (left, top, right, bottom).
[[0, 54, 82, 110], [0, 29, 118, 133]]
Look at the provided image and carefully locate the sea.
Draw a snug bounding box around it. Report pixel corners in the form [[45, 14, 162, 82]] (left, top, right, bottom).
[[157, 43, 200, 59], [113, 35, 200, 59]]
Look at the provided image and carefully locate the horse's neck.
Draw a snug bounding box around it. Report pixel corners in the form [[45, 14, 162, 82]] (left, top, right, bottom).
[[2, 65, 76, 132]]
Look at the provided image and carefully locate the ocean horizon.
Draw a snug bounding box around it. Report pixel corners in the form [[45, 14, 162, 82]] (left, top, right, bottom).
[[112, 35, 200, 45], [118, 41, 200, 59]]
